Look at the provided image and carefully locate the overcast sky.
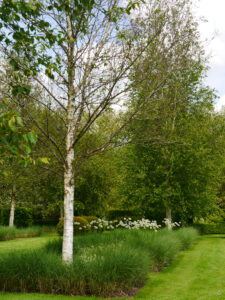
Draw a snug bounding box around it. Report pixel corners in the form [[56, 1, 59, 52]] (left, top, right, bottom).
[[194, 0, 225, 111]]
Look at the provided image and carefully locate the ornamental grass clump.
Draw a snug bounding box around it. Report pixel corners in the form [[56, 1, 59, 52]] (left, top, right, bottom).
[[82, 243, 151, 296], [0, 226, 42, 241], [0, 250, 70, 294], [15, 226, 42, 238], [146, 232, 181, 271], [174, 227, 198, 249], [0, 243, 150, 296], [45, 229, 130, 255], [0, 226, 16, 241], [126, 229, 181, 271], [1, 227, 198, 297]]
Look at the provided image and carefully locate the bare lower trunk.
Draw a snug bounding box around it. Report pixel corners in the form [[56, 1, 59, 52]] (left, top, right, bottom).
[[9, 184, 16, 227], [62, 141, 74, 263], [166, 206, 172, 230]]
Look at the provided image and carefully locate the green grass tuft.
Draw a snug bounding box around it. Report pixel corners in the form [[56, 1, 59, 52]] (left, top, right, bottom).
[[0, 226, 16, 241], [174, 227, 198, 249]]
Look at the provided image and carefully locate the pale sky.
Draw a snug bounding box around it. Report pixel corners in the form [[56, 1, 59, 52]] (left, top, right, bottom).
[[194, 0, 225, 111]]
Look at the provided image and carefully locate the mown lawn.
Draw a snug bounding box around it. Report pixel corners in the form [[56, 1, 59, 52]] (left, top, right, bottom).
[[0, 233, 57, 253], [1, 234, 225, 300]]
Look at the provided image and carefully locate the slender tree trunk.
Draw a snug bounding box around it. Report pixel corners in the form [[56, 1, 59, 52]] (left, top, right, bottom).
[[62, 79, 75, 263], [62, 140, 74, 263], [166, 205, 172, 230], [62, 9, 75, 264], [9, 184, 16, 227]]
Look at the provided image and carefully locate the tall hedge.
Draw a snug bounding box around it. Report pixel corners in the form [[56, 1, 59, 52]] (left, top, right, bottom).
[[193, 223, 225, 234], [0, 207, 33, 227], [107, 209, 143, 220]]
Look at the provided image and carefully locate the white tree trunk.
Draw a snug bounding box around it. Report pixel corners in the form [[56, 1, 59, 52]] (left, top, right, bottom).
[[166, 206, 172, 230], [62, 135, 74, 263], [62, 10, 75, 263], [9, 184, 16, 227]]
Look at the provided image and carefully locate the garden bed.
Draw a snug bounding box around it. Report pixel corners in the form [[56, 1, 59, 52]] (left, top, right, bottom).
[[0, 226, 42, 241], [0, 227, 198, 297]]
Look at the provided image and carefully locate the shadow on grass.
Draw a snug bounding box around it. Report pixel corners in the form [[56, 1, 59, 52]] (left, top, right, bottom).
[[203, 235, 225, 239]]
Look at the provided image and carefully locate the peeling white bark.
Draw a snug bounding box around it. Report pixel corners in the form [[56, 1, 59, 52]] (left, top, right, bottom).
[[62, 8, 75, 264], [62, 142, 74, 263], [62, 74, 75, 263]]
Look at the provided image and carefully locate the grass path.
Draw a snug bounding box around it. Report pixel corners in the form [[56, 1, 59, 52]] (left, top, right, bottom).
[[136, 235, 225, 300], [1, 234, 225, 300], [0, 233, 57, 253]]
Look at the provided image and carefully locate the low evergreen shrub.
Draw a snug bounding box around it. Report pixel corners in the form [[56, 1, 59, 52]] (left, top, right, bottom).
[[56, 216, 90, 236], [83, 216, 99, 223]]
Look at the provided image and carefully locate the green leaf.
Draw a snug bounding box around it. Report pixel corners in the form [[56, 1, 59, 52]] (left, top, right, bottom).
[[8, 118, 16, 131], [24, 144, 31, 154], [39, 157, 50, 164], [16, 116, 23, 126], [27, 132, 37, 145]]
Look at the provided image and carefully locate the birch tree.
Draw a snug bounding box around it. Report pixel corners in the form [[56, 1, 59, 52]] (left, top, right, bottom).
[[0, 0, 198, 262]]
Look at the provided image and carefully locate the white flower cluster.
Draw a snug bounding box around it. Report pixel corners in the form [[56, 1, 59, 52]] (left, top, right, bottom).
[[89, 219, 104, 231], [162, 218, 181, 229], [74, 217, 181, 232], [115, 218, 161, 231], [74, 221, 89, 231], [88, 218, 161, 231]]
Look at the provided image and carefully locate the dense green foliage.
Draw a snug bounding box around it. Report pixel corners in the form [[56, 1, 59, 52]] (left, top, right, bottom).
[[107, 209, 143, 220], [0, 207, 33, 227], [194, 223, 225, 234], [0, 107, 37, 164]]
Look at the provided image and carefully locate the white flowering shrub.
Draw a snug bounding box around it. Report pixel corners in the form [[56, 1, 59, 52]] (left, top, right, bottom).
[[89, 218, 105, 232], [56, 217, 90, 235], [87, 217, 162, 232], [162, 218, 181, 229], [114, 218, 161, 231], [57, 216, 182, 236]]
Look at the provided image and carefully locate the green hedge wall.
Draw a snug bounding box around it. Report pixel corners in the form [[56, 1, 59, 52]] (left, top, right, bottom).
[[107, 209, 143, 220], [193, 223, 225, 234], [0, 207, 33, 227]]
